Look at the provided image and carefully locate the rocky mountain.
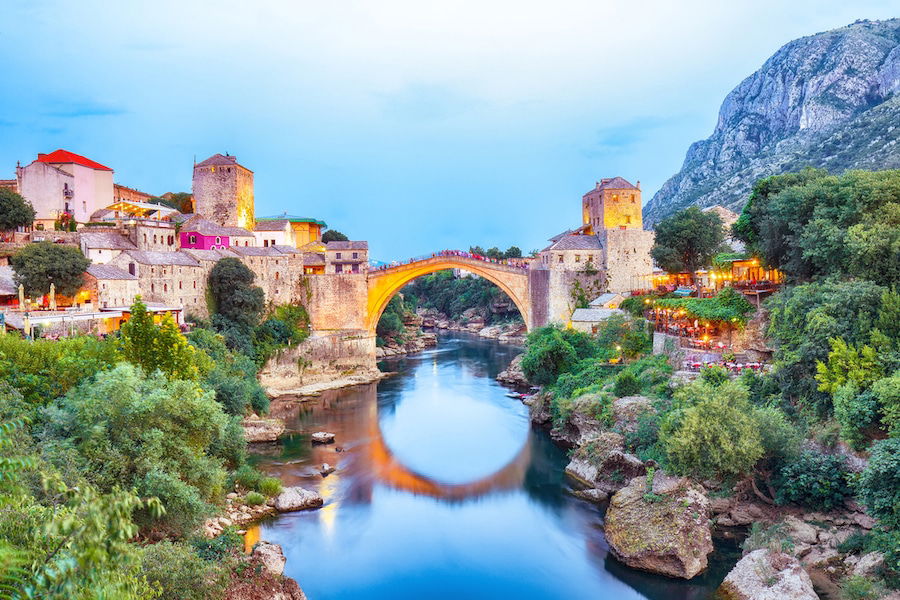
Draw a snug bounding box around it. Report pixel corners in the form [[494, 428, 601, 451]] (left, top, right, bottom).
[[643, 18, 900, 226]]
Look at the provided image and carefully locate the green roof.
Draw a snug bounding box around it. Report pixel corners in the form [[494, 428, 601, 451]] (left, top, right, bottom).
[[257, 214, 327, 227]]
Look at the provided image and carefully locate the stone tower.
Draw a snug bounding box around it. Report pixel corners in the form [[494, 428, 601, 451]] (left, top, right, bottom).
[[192, 154, 254, 228], [582, 177, 654, 293]]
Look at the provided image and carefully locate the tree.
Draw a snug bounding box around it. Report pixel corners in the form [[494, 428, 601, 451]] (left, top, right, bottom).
[[651, 206, 724, 275], [661, 379, 764, 479], [322, 229, 349, 242], [10, 242, 90, 297], [39, 363, 229, 534], [520, 326, 579, 385], [504, 246, 523, 259], [154, 192, 193, 214], [0, 188, 35, 231], [119, 297, 204, 380], [209, 258, 264, 327], [857, 438, 900, 529]]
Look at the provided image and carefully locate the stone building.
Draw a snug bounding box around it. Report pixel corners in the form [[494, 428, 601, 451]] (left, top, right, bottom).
[[254, 214, 326, 248], [536, 177, 654, 322], [16, 149, 114, 228], [325, 241, 368, 274], [179, 215, 255, 250], [192, 154, 254, 229], [113, 184, 153, 205], [253, 219, 294, 248], [229, 246, 304, 306], [80, 231, 138, 264], [108, 250, 206, 313], [84, 264, 140, 309]]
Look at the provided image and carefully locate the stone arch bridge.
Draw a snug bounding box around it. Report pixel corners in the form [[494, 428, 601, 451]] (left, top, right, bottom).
[[304, 252, 550, 335]]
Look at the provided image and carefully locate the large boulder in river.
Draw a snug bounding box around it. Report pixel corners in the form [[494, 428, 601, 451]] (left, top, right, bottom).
[[719, 549, 819, 600], [274, 487, 324, 512], [604, 471, 713, 579], [497, 355, 529, 387]]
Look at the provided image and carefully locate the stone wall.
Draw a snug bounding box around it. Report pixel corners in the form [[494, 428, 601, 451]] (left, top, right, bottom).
[[545, 267, 607, 324], [600, 228, 654, 293], [192, 163, 254, 229], [258, 330, 377, 396], [304, 273, 369, 332]]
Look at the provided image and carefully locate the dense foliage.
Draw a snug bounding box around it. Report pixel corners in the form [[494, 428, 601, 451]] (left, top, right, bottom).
[[402, 269, 521, 324], [468, 245, 523, 259], [857, 438, 900, 530], [650, 206, 725, 274], [208, 258, 265, 328], [653, 286, 755, 325], [322, 229, 349, 242], [120, 297, 206, 380], [773, 450, 852, 510], [732, 168, 900, 286], [0, 188, 35, 231], [10, 242, 91, 297]]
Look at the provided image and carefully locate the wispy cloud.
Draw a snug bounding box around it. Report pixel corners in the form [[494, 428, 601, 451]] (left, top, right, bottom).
[[43, 101, 126, 119]]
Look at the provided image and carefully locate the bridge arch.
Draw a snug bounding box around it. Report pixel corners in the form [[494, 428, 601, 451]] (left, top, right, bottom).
[[365, 256, 533, 334]]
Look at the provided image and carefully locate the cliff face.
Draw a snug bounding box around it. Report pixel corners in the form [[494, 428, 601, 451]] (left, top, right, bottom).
[[644, 18, 900, 226]]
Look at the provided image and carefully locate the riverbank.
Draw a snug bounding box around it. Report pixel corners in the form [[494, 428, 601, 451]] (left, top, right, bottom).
[[520, 373, 884, 599]]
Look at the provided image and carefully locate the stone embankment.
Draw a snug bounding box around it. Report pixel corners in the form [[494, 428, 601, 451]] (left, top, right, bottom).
[[259, 330, 383, 396], [375, 312, 437, 358], [203, 485, 325, 538], [418, 307, 526, 344], [719, 549, 818, 600], [524, 385, 882, 589]]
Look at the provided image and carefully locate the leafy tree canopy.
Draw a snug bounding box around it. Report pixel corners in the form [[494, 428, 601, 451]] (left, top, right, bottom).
[[732, 168, 900, 286], [10, 242, 90, 297], [0, 187, 35, 231], [651, 206, 725, 274], [652, 286, 755, 325], [119, 297, 207, 380], [322, 229, 349, 242], [208, 257, 264, 327]]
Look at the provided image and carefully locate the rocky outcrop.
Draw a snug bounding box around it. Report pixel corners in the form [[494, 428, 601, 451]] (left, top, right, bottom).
[[225, 549, 307, 600], [417, 307, 526, 344], [565, 431, 646, 494], [202, 492, 277, 538], [252, 542, 287, 576], [644, 18, 900, 225], [242, 414, 286, 443], [604, 472, 713, 579], [259, 331, 381, 397], [719, 549, 819, 600], [496, 354, 528, 387], [612, 395, 655, 433], [274, 487, 324, 512]]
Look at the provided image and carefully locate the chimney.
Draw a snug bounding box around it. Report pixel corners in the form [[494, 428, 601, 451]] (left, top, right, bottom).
[[636, 180, 641, 190]]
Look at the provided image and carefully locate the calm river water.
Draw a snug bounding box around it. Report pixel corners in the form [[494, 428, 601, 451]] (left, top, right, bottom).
[[250, 332, 739, 600]]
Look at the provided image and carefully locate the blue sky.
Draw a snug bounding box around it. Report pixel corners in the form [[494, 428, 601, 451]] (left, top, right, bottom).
[[1, 1, 897, 261]]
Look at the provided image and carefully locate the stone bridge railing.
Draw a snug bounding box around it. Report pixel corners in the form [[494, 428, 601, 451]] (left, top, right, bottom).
[[369, 250, 529, 276]]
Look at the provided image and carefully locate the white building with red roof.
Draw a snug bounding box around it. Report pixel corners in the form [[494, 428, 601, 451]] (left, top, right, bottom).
[[16, 149, 115, 228]]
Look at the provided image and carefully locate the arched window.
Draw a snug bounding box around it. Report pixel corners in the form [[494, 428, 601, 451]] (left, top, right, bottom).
[[143, 234, 147, 243], [151, 283, 154, 292], [193, 281, 196, 289], [179, 281, 182, 289], [275, 272, 280, 280], [164, 283, 167, 292], [215, 236, 221, 244]]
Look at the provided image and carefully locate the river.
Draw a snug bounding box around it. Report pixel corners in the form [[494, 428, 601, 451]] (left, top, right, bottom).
[[250, 332, 740, 600]]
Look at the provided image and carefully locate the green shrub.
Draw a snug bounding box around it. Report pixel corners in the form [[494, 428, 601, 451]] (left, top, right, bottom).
[[839, 575, 881, 600], [244, 491, 265, 506], [140, 541, 227, 600], [613, 371, 641, 397], [521, 327, 579, 385], [699, 365, 730, 386], [233, 464, 263, 491], [741, 522, 795, 554], [661, 380, 763, 479], [833, 384, 879, 450], [258, 477, 283, 497], [857, 438, 900, 529], [137, 470, 215, 535], [190, 527, 242, 562], [774, 450, 851, 511], [873, 372, 900, 435]]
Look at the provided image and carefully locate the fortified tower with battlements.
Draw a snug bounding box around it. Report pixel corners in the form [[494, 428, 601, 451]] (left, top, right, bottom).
[[192, 153, 254, 229]]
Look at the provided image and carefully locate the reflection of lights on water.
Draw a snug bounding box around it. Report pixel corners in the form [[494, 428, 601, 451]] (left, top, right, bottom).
[[319, 472, 340, 539], [243, 523, 261, 553]]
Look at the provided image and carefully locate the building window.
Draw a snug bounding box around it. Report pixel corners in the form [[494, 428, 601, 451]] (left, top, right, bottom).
[[151, 284, 154, 292], [275, 272, 280, 280], [352, 263, 359, 273], [631, 195, 636, 203], [128, 263, 135, 275], [179, 281, 182, 289], [143, 234, 147, 243], [625, 215, 632, 224], [193, 281, 196, 289], [215, 236, 221, 244], [575, 255, 581, 262], [189, 235, 197, 244], [154, 235, 157, 244], [164, 283, 167, 292], [264, 240, 268, 247], [336, 252, 342, 259], [336, 264, 343, 273], [352, 252, 358, 259], [558, 255, 563, 263]]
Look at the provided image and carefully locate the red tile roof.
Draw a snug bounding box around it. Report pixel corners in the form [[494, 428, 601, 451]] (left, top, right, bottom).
[[37, 149, 113, 171]]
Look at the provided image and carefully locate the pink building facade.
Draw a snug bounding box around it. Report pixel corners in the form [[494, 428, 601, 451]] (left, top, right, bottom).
[[180, 231, 230, 250]]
